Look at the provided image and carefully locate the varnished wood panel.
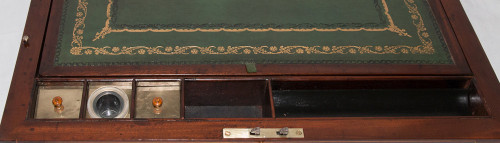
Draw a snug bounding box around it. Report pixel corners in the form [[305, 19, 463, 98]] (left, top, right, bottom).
[[1, 0, 500, 141]]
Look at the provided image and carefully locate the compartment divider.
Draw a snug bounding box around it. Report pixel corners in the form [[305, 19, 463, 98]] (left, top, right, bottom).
[[266, 79, 276, 118], [79, 80, 89, 119], [180, 78, 186, 119], [27, 81, 40, 119], [130, 79, 137, 118]]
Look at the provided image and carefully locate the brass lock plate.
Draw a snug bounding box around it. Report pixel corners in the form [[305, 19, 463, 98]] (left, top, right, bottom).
[[135, 82, 181, 118], [34, 82, 83, 119], [223, 128, 304, 138]]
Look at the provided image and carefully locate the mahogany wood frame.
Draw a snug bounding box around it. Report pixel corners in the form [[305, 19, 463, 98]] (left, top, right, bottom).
[[1, 0, 500, 142]]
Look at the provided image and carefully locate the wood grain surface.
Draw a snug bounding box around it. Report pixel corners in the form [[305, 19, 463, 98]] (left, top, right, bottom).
[[0, 0, 500, 141]]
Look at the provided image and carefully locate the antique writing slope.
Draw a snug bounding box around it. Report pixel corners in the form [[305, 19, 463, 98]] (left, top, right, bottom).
[[1, 0, 499, 142]]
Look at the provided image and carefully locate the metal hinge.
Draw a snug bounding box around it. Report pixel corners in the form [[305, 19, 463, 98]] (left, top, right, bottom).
[[223, 127, 304, 138]]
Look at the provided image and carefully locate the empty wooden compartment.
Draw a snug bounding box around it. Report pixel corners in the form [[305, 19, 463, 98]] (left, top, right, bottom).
[[184, 80, 272, 118], [271, 77, 488, 118]]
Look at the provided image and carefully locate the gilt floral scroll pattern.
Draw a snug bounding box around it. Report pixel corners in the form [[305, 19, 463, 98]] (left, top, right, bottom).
[[77, 45, 429, 56], [69, 0, 435, 56], [69, 0, 87, 55]]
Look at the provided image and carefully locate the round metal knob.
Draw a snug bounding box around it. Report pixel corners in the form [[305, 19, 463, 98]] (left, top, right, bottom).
[[152, 97, 163, 115], [22, 35, 29, 47], [52, 96, 64, 113], [52, 96, 63, 108], [152, 97, 163, 108]]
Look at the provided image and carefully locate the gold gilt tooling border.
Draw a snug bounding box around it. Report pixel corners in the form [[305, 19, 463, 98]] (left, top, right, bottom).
[[70, 0, 436, 56], [92, 0, 411, 41]]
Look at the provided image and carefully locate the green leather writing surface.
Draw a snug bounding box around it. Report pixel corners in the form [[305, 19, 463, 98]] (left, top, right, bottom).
[[55, 0, 452, 66]]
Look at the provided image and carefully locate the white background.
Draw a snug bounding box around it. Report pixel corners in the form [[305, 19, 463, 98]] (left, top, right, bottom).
[[0, 0, 499, 124]]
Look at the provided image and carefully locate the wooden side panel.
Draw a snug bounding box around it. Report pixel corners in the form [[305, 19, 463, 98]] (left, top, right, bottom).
[[0, 0, 53, 141], [440, 0, 500, 116]]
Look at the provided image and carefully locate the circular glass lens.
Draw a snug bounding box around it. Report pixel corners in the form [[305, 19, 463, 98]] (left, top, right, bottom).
[[95, 94, 122, 118]]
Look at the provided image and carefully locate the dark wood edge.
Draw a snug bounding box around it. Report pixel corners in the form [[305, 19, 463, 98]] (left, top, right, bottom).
[[0, 0, 54, 140], [439, 0, 500, 118], [35, 75, 473, 81], [40, 65, 471, 77], [427, 0, 471, 73], [16, 115, 493, 122], [4, 117, 500, 141], [37, 0, 471, 77], [0, 140, 498, 143], [2, 139, 498, 143], [38, 0, 63, 77]]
